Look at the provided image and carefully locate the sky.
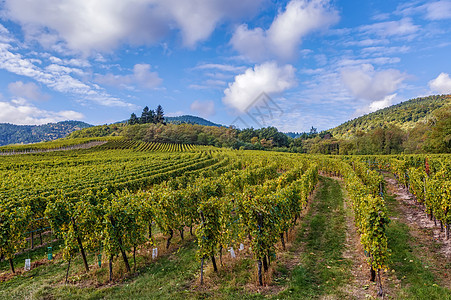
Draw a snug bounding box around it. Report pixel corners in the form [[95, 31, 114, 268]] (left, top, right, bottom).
[[0, 0, 450, 132]]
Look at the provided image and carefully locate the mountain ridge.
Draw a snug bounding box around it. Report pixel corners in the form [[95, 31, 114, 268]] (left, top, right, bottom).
[[165, 115, 223, 127], [0, 121, 92, 146], [0, 95, 448, 147]]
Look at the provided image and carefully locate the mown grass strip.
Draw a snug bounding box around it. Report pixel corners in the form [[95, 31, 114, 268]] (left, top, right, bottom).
[[275, 176, 351, 299]]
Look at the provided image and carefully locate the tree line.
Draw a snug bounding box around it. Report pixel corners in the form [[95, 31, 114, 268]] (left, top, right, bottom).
[[69, 104, 450, 154], [128, 105, 165, 125]]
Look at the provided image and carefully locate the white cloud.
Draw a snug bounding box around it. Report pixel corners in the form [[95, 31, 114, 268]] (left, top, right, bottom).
[[0, 43, 134, 108], [49, 56, 90, 68], [361, 46, 410, 56], [372, 12, 391, 21], [359, 18, 419, 38], [0, 24, 14, 43], [162, 0, 263, 47], [3, 0, 264, 53], [428, 72, 451, 94], [189, 79, 227, 90], [231, 0, 339, 62], [337, 57, 401, 68], [343, 38, 389, 47], [425, 1, 451, 20], [231, 25, 268, 62], [194, 63, 245, 72], [368, 93, 396, 112], [396, 1, 451, 21], [133, 64, 163, 89], [95, 64, 162, 89], [190, 100, 216, 118], [8, 81, 49, 101], [165, 110, 185, 117], [341, 64, 407, 102], [223, 62, 297, 112], [0, 98, 83, 125], [352, 94, 397, 117], [45, 64, 85, 76], [4, 0, 169, 54]]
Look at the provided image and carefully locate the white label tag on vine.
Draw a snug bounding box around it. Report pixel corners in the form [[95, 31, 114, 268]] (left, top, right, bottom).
[[239, 243, 244, 251], [24, 259, 31, 271], [228, 247, 236, 258], [152, 248, 158, 259]]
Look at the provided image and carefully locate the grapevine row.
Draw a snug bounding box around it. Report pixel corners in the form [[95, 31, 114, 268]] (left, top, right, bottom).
[[318, 157, 389, 296]]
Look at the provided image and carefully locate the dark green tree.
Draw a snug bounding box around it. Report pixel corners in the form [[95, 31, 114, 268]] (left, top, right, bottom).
[[140, 106, 150, 124], [128, 113, 138, 125], [140, 107, 155, 124], [155, 105, 165, 124], [309, 126, 317, 135], [424, 106, 451, 153]]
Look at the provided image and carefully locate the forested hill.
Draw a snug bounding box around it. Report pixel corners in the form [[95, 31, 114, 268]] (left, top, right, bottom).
[[165, 115, 222, 127], [0, 121, 92, 146], [330, 95, 450, 138]]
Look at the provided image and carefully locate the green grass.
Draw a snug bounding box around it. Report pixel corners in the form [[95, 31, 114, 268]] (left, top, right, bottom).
[[385, 194, 451, 299], [274, 176, 351, 299], [45, 240, 203, 300], [0, 239, 202, 300]]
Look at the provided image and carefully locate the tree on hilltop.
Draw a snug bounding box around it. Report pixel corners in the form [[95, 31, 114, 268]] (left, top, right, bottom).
[[155, 105, 165, 124], [128, 113, 138, 125]]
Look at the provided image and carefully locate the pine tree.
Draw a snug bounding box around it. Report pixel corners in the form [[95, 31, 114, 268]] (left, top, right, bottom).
[[155, 105, 165, 124], [140, 106, 150, 124], [149, 109, 155, 123], [128, 113, 138, 125]]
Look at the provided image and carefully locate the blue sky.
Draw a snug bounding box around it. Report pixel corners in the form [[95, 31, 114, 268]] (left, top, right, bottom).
[[0, 0, 450, 132]]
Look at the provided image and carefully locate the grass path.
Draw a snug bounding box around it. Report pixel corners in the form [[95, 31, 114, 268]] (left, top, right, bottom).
[[273, 176, 355, 299]]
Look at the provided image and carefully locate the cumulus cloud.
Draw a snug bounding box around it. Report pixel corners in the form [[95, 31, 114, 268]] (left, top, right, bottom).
[[223, 62, 297, 112], [190, 100, 216, 118], [0, 98, 83, 125], [3, 0, 263, 53], [428, 72, 451, 94], [8, 81, 50, 101], [162, 0, 263, 47], [368, 93, 396, 112], [95, 64, 162, 89], [3, 0, 168, 54], [231, 0, 339, 62], [352, 94, 397, 116], [341, 64, 406, 102]]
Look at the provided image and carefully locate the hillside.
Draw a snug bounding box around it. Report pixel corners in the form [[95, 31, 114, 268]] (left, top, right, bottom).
[[0, 121, 92, 146], [329, 95, 450, 138], [164, 115, 222, 127]]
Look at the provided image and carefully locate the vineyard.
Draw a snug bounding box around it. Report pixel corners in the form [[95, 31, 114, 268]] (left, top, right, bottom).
[[0, 143, 450, 299]]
